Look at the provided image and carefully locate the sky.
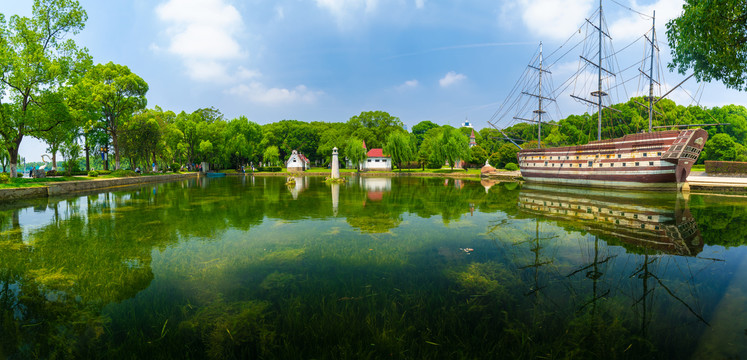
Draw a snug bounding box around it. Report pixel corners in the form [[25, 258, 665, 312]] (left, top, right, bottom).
[[2, 0, 746, 162]]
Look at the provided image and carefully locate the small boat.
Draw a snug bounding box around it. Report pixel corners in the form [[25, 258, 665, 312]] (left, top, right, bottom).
[[206, 172, 226, 178]]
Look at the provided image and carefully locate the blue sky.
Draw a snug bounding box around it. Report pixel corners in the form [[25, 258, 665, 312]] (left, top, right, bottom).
[[3, 0, 746, 162]]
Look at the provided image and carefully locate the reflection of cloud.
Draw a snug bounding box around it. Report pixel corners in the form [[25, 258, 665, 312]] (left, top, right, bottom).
[[439, 71, 466, 88]]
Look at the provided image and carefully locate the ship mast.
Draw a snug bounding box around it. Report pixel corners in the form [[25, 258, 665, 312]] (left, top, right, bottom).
[[513, 42, 556, 149], [569, 0, 619, 141], [597, 0, 603, 141], [647, 12, 656, 133]]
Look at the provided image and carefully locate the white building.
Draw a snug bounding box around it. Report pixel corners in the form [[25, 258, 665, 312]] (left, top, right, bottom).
[[286, 150, 310, 172]]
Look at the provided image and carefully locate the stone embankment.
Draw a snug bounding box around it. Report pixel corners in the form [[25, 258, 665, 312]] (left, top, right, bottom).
[[0, 173, 198, 202]]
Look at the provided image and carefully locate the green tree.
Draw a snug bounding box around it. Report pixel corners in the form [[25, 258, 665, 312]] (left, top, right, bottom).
[[342, 138, 366, 171], [440, 126, 470, 170], [666, 0, 747, 90], [0, 0, 90, 177], [263, 146, 279, 167], [701, 133, 745, 162], [383, 132, 416, 171], [79, 62, 148, 170], [411, 120, 440, 147], [347, 111, 406, 148]]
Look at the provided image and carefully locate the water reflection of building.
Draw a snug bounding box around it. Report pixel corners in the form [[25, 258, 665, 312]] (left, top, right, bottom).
[[359, 177, 391, 202], [517, 184, 702, 256], [288, 176, 310, 200]]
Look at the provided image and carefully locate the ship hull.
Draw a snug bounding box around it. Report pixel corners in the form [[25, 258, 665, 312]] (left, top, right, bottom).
[[517, 129, 708, 190]]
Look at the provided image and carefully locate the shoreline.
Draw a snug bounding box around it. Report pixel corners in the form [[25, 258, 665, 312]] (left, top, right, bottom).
[[1, 170, 745, 202]]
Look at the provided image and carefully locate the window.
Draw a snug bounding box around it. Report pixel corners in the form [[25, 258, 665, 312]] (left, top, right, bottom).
[[617, 154, 621, 158], [657, 152, 662, 156], [643, 153, 647, 157], [576, 156, 579, 159], [587, 161, 593, 166], [649, 161, 654, 166], [599, 163, 603, 167], [375, 159, 380, 162], [544, 161, 548, 166], [647, 215, 653, 220], [610, 163, 614, 167], [367, 159, 372, 162], [623, 163, 627, 167], [635, 162, 640, 166]]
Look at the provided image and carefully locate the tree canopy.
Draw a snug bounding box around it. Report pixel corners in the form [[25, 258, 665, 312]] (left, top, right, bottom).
[[666, 0, 747, 90]]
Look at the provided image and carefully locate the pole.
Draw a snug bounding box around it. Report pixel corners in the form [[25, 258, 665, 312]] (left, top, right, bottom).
[[648, 11, 655, 133], [538, 42, 543, 148], [597, 0, 603, 141]]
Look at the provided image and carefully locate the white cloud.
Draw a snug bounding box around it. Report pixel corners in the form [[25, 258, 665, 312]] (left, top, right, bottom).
[[415, 0, 425, 9], [439, 71, 466, 88], [154, 0, 246, 82], [398, 79, 419, 90], [516, 0, 593, 40], [275, 6, 285, 20], [228, 82, 323, 105], [608, 0, 684, 41], [314, 0, 381, 25], [236, 66, 262, 80]]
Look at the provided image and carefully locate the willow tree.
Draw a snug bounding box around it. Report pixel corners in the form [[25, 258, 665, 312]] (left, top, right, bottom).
[[79, 62, 148, 169], [383, 132, 416, 171], [0, 0, 90, 177]]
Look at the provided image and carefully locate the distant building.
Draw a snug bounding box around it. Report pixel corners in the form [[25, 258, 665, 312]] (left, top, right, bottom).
[[461, 118, 473, 128], [286, 150, 310, 172]]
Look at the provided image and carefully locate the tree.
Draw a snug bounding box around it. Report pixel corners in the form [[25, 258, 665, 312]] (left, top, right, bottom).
[[701, 133, 745, 162], [79, 62, 148, 170], [440, 126, 470, 170], [342, 138, 366, 171], [263, 146, 279, 167], [347, 111, 406, 148], [383, 132, 416, 171], [666, 0, 747, 90], [0, 0, 90, 177], [411, 120, 440, 147]]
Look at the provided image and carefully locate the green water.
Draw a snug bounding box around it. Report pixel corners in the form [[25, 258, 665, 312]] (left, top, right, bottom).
[[1, 176, 746, 359]]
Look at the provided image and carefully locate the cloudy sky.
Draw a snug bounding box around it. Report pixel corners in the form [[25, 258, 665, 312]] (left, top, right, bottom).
[[3, 0, 746, 161]]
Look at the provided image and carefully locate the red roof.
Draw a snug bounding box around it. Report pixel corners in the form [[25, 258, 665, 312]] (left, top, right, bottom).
[[362, 140, 367, 150], [366, 148, 388, 157]]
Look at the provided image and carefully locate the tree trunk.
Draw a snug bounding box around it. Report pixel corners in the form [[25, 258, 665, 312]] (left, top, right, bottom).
[[112, 132, 121, 170], [51, 150, 57, 171], [85, 146, 90, 171], [9, 136, 22, 178]]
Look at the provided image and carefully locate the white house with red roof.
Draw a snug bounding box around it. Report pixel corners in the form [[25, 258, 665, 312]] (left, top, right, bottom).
[[286, 150, 310, 172], [348, 140, 392, 171]]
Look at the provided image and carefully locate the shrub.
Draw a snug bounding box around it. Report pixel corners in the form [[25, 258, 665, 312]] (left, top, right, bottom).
[[97, 170, 112, 175], [88, 170, 99, 177], [171, 163, 181, 172], [46, 170, 58, 177], [258, 166, 282, 172], [0, 173, 9, 184], [504, 162, 519, 171], [110, 169, 139, 177], [705, 161, 747, 174]]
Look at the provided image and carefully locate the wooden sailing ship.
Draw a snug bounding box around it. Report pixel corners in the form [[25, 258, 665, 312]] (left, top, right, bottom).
[[492, 1, 709, 190]]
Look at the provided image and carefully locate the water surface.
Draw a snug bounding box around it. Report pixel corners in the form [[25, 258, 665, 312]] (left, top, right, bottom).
[[1, 176, 745, 359]]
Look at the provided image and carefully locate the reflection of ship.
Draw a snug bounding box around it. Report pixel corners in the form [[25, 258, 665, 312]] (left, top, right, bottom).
[[517, 184, 702, 256]]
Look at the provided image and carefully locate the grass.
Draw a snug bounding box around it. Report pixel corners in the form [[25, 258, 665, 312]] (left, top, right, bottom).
[[691, 165, 705, 172], [0, 176, 93, 189]]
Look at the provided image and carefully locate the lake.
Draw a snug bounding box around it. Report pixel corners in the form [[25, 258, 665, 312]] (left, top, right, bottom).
[[1, 176, 745, 359]]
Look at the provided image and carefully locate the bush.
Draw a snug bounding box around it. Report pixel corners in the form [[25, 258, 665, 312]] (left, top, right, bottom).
[[258, 166, 282, 172], [110, 169, 139, 177], [88, 170, 99, 177], [705, 160, 747, 174], [46, 170, 58, 177], [171, 163, 181, 172], [97, 170, 112, 175], [504, 162, 519, 171], [0, 173, 9, 184]]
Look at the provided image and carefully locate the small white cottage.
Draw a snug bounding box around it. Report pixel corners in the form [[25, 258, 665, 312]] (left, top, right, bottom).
[[363, 148, 391, 171], [286, 150, 310, 172]]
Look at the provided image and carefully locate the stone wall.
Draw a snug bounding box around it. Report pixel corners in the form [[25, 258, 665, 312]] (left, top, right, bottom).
[[0, 173, 198, 202]]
